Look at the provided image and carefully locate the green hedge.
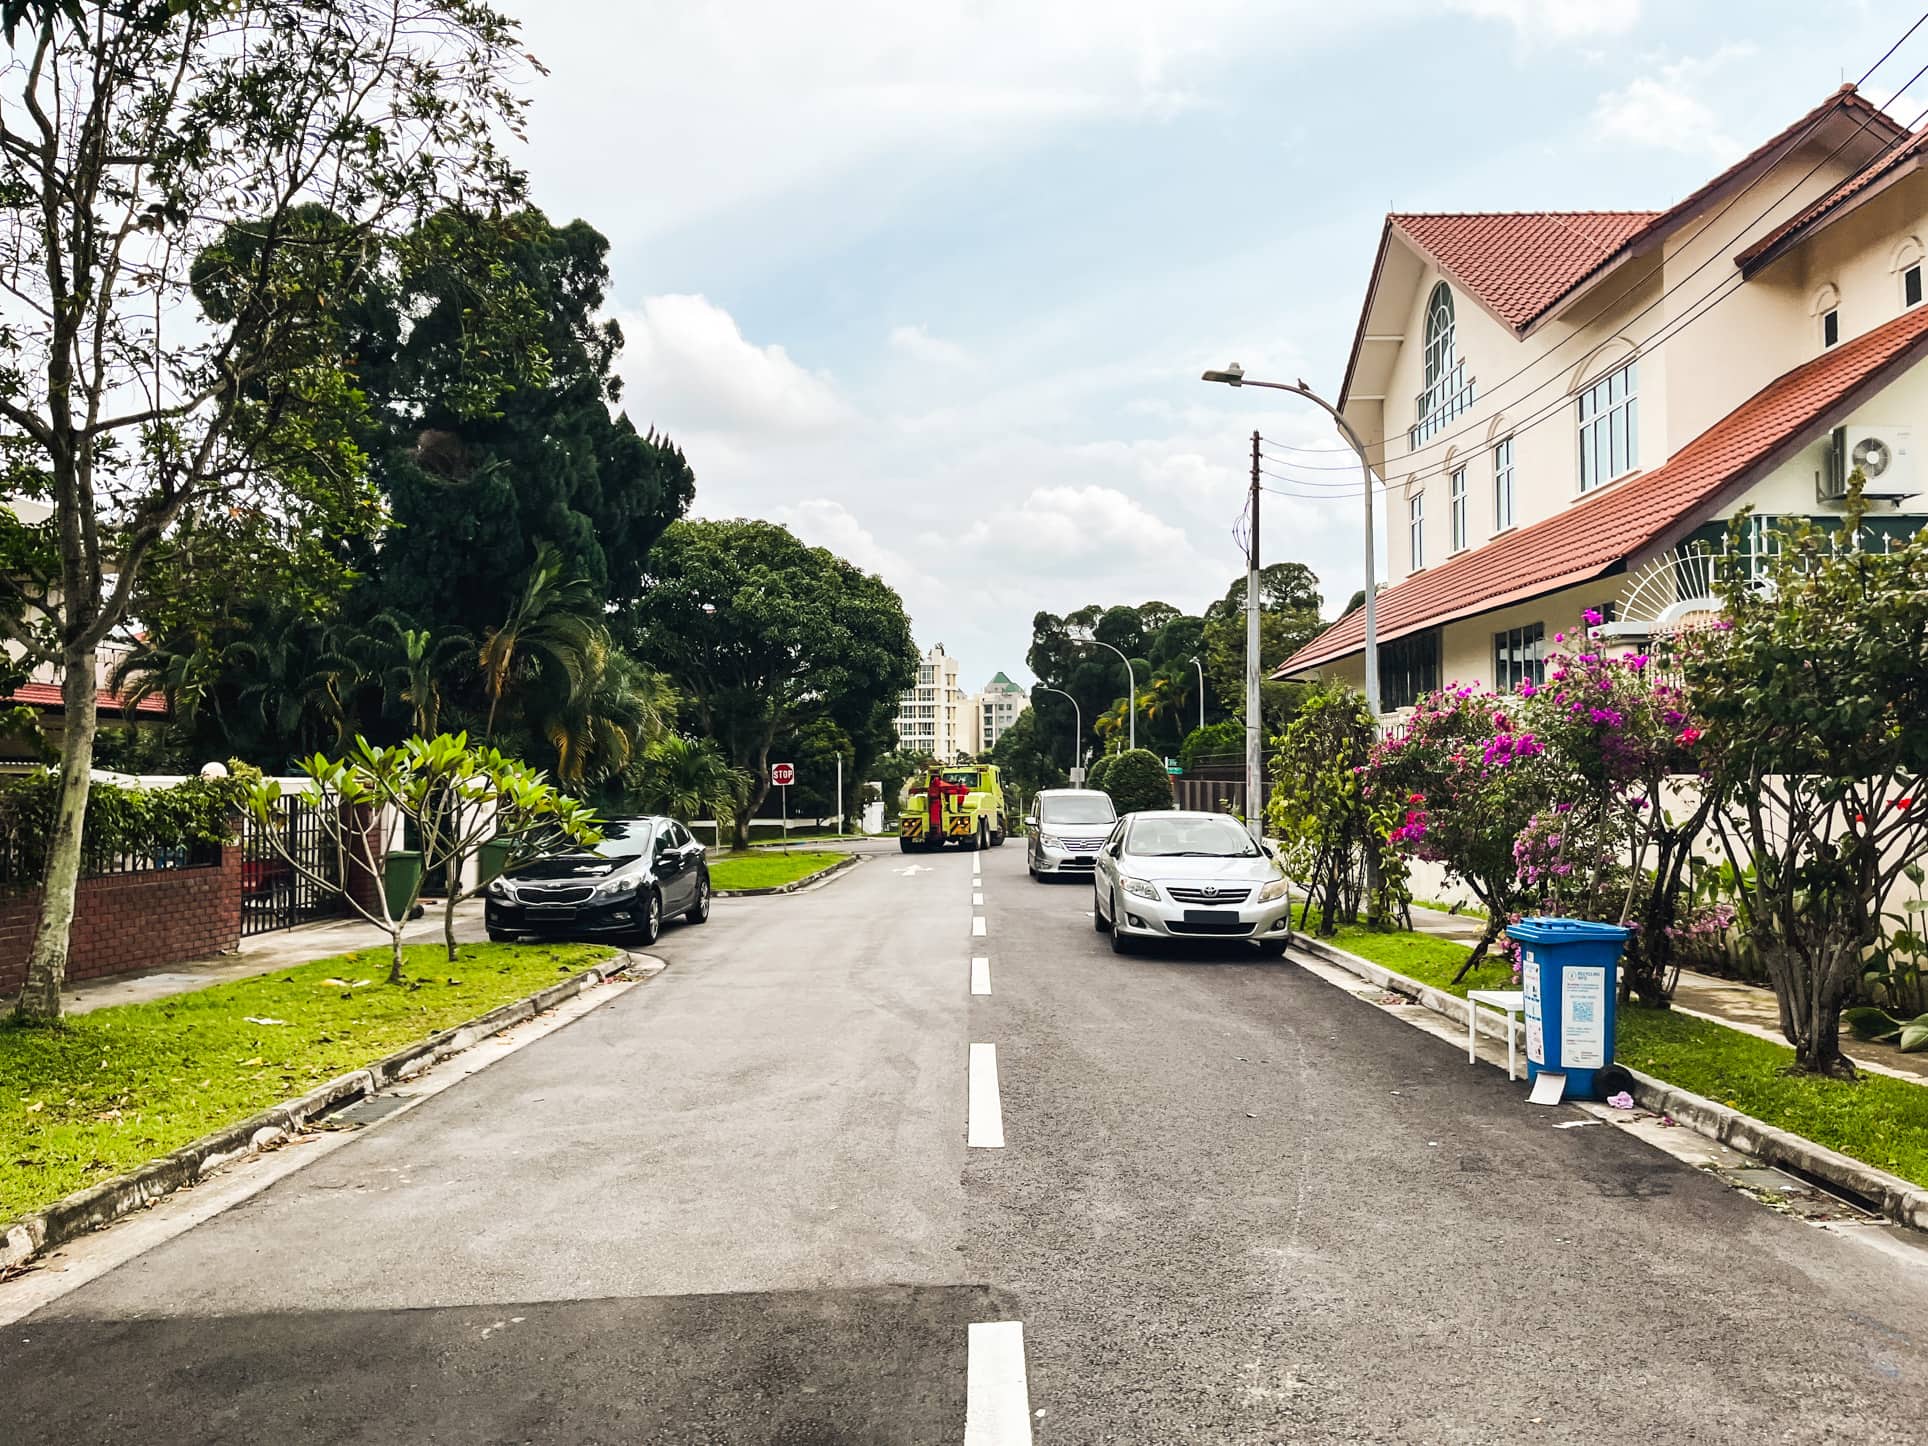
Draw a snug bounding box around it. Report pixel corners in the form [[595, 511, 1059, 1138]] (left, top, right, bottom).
[[1104, 749, 1175, 814], [0, 767, 253, 886]]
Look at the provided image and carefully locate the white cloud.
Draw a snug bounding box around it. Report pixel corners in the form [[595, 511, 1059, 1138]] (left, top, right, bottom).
[[1445, 0, 1641, 41], [888, 324, 970, 367], [1590, 50, 1751, 161], [615, 294, 851, 437], [962, 484, 1194, 559], [769, 496, 929, 590]]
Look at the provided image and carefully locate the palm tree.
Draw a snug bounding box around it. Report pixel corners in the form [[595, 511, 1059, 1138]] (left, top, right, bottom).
[[525, 644, 678, 786], [350, 611, 472, 738], [477, 544, 605, 741], [626, 733, 749, 833]]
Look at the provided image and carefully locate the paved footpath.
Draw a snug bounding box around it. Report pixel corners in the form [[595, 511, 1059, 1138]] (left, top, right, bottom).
[[7, 839, 1928, 1442]]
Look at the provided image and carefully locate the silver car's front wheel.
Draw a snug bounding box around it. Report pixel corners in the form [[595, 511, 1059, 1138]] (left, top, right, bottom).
[[1092, 883, 1109, 931]]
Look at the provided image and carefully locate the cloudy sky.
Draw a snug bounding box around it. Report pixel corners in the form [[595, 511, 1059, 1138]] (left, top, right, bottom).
[[511, 1, 1921, 691]]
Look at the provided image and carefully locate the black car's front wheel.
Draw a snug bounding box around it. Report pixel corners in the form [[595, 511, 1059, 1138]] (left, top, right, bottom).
[[686, 872, 712, 925], [634, 889, 663, 948]]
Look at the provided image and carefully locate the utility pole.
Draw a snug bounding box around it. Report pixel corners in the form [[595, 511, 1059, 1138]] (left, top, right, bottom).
[[1245, 429, 1262, 836], [836, 751, 844, 835]]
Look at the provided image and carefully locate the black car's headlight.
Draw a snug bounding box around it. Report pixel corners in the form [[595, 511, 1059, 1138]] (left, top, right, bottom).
[[591, 874, 641, 900], [484, 878, 517, 902]]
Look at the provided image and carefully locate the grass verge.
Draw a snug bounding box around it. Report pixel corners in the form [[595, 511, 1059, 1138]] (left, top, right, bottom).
[[1322, 923, 1928, 1191], [709, 850, 845, 892], [1, 940, 613, 1225]]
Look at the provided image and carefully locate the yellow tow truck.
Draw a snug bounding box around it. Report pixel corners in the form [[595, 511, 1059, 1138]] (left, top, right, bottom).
[[899, 764, 1009, 852]]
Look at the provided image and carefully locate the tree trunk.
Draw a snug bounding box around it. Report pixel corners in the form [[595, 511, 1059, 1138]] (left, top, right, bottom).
[[443, 855, 461, 962], [1451, 918, 1501, 984], [14, 647, 101, 1022], [388, 927, 407, 986]]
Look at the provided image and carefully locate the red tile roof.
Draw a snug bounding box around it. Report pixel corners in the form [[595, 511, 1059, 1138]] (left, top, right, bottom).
[[1282, 301, 1928, 675], [1737, 124, 1928, 275], [1392, 212, 1661, 333], [6, 681, 168, 716]]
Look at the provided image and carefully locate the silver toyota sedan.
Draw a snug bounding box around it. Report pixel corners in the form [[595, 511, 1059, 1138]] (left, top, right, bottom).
[[1091, 810, 1294, 955]]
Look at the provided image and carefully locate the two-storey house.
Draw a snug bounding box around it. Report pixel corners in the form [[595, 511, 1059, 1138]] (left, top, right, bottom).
[[1280, 85, 1928, 703]]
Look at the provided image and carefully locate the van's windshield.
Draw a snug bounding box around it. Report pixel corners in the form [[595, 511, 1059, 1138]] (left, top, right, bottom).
[[1040, 796, 1116, 826]]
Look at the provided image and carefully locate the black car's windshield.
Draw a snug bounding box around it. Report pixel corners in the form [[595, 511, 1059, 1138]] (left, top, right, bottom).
[[592, 820, 655, 859], [1127, 815, 1260, 858], [1041, 796, 1115, 826]]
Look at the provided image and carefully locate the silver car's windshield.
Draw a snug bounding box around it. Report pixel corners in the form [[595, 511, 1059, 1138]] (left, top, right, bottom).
[[1041, 797, 1115, 826], [1127, 815, 1260, 858]]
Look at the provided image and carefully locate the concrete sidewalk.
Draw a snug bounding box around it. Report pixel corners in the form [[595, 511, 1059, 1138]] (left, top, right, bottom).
[[1405, 902, 1928, 1084], [65, 901, 488, 1015]]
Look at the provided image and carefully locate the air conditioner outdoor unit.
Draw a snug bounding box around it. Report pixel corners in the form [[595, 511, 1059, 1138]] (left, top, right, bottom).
[[1823, 425, 1918, 501]]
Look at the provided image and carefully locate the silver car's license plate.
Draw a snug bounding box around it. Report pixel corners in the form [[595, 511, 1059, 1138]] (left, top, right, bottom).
[[1183, 909, 1237, 924]]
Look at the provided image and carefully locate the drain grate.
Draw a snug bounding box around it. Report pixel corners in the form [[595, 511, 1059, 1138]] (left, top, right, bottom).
[[327, 1091, 416, 1127]]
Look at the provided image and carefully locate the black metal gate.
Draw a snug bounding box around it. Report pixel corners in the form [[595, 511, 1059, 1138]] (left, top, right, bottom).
[[239, 795, 347, 936]]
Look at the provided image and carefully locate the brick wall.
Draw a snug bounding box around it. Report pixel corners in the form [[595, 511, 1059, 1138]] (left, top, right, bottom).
[[0, 846, 242, 996]]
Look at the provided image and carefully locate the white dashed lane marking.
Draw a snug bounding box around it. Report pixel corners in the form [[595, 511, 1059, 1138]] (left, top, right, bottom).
[[971, 956, 991, 995], [967, 1043, 1004, 1148], [972, 916, 987, 937], [973, 891, 985, 905], [965, 1320, 1034, 1444]]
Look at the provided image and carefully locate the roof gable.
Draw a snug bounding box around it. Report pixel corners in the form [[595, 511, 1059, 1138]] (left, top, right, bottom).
[[1288, 300, 1928, 676], [1391, 212, 1660, 333]]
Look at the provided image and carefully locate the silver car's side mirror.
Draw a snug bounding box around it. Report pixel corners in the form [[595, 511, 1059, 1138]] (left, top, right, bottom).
[[1023, 815, 1037, 828]]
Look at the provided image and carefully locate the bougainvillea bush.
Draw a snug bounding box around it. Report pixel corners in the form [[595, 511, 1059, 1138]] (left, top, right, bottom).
[[1368, 686, 1556, 974], [1522, 615, 1716, 1005]]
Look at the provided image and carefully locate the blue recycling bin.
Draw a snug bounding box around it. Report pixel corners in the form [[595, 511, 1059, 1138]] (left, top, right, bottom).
[[1506, 917, 1630, 1100]]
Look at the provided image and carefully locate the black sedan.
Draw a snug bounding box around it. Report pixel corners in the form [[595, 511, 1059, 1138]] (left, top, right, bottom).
[[483, 815, 710, 947]]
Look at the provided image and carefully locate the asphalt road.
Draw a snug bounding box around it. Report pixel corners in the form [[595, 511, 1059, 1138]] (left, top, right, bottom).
[[8, 835, 1928, 1443]]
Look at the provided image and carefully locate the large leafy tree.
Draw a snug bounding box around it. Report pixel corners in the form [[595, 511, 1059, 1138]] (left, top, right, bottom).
[[1684, 510, 1928, 1077], [624, 519, 918, 848], [0, 0, 531, 1020], [360, 208, 694, 636]]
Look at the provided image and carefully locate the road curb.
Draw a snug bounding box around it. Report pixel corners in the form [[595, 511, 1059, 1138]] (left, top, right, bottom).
[[1290, 933, 1928, 1235], [1, 950, 654, 1273], [714, 851, 861, 898]]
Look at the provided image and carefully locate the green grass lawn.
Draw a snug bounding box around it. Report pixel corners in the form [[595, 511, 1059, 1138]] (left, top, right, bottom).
[[1, 940, 613, 1225], [708, 850, 844, 892], [1322, 923, 1928, 1191]]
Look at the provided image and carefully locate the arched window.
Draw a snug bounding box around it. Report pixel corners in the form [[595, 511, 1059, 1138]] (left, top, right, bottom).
[[1424, 282, 1455, 393], [1411, 282, 1475, 448], [1812, 283, 1841, 349]]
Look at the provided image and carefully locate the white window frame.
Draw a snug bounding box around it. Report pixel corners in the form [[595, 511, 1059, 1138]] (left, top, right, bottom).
[[1492, 436, 1515, 532], [1577, 360, 1638, 493], [1821, 307, 1840, 349], [1449, 466, 1468, 553], [1408, 489, 1425, 571], [1906, 264, 1924, 310]]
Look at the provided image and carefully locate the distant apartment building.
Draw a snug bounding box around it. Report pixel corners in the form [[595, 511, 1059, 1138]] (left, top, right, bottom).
[[1281, 84, 1928, 702], [894, 642, 967, 761], [970, 672, 1026, 755]]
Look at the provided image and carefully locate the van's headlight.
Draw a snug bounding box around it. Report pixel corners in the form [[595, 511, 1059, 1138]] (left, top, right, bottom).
[[592, 874, 640, 899], [1039, 833, 1065, 850], [1121, 877, 1159, 900], [1258, 875, 1291, 902]]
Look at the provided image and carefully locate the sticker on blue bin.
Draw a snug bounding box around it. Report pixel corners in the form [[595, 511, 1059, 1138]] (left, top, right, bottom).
[[1563, 966, 1607, 1069], [1522, 950, 1544, 1065]]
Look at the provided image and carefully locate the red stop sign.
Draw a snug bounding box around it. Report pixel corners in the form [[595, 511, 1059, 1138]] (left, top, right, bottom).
[[771, 762, 795, 786]]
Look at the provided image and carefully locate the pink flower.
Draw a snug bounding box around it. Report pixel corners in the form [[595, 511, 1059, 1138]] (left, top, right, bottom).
[[1583, 608, 1603, 626]]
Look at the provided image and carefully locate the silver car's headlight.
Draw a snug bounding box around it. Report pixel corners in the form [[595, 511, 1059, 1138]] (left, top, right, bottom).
[[1039, 833, 1065, 850], [592, 874, 640, 899], [1121, 876, 1159, 900], [1258, 875, 1291, 902]]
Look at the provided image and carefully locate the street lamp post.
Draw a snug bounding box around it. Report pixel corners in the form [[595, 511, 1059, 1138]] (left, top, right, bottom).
[[1188, 655, 1206, 734], [1070, 631, 1136, 753], [1036, 685, 1083, 781], [1201, 364, 1381, 722]]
